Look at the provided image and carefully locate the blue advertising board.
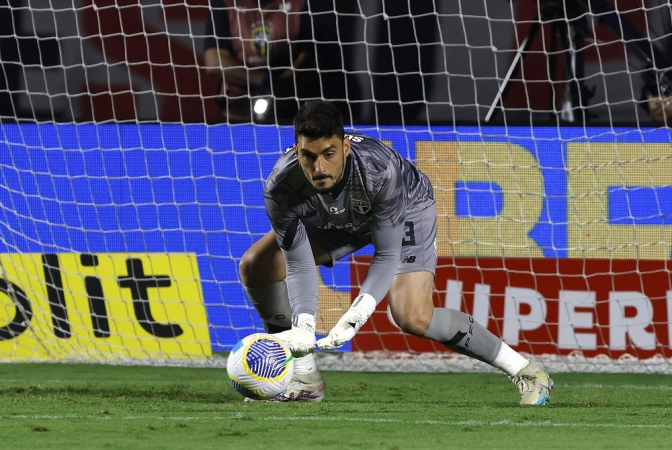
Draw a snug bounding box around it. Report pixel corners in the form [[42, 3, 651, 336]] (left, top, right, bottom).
[[1, 124, 671, 351]]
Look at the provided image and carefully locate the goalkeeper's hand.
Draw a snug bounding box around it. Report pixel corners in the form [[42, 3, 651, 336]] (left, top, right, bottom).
[[316, 293, 376, 351], [275, 313, 316, 357]]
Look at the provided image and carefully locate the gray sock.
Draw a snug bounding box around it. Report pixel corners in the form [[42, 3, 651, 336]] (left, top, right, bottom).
[[244, 281, 292, 333], [424, 308, 501, 364]]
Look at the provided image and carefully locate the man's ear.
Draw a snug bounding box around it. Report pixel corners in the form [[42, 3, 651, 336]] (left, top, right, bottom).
[[343, 136, 351, 157]]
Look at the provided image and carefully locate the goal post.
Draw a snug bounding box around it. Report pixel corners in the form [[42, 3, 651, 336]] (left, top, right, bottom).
[[1, 0, 672, 373]]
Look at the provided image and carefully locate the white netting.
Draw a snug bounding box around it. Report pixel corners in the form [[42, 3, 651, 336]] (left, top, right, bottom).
[[1, 0, 671, 371]]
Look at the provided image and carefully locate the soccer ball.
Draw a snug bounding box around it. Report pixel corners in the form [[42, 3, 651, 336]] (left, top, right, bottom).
[[226, 333, 295, 400]]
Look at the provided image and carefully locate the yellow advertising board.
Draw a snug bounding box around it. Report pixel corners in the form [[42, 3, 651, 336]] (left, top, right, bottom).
[[0, 253, 211, 361]]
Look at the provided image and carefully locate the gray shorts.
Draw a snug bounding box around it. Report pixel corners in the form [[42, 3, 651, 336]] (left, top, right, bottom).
[[306, 202, 437, 275]]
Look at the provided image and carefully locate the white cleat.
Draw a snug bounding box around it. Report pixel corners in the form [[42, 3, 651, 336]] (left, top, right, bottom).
[[244, 369, 326, 403], [269, 369, 326, 402], [509, 361, 554, 406]]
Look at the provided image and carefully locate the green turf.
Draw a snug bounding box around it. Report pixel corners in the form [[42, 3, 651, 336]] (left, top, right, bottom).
[[0, 364, 671, 449]]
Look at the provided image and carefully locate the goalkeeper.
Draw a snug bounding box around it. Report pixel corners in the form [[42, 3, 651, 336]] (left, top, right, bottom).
[[239, 100, 553, 405]]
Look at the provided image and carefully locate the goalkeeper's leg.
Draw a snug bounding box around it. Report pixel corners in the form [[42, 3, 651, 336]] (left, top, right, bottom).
[[239, 231, 325, 402], [388, 271, 553, 406]]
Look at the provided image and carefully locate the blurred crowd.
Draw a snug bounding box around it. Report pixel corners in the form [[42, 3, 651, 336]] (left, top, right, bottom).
[[1, 0, 671, 125]]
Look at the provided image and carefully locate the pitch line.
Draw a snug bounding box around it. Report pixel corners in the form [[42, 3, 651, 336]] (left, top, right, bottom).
[[573, 383, 672, 391], [1, 414, 672, 430], [4, 380, 672, 391], [261, 416, 672, 430]]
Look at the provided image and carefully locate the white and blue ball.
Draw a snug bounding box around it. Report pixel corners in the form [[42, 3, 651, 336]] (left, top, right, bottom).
[[226, 333, 294, 400]]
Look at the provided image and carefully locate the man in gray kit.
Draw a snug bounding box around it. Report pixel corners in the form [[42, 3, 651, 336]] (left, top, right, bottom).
[[239, 100, 553, 405]]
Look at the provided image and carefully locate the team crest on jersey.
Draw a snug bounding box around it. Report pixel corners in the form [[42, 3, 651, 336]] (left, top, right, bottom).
[[351, 191, 371, 215]]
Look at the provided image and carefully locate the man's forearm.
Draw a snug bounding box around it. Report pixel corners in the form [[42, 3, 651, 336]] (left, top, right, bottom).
[[647, 93, 672, 122], [360, 225, 405, 303], [282, 238, 319, 318]]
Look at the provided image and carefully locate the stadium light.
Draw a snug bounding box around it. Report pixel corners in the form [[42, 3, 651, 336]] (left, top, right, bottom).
[[254, 98, 269, 115]]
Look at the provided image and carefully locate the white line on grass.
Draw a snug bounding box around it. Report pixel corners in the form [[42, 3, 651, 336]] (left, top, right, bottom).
[[1, 414, 671, 430], [261, 416, 672, 430], [4, 380, 672, 391], [572, 383, 672, 391]]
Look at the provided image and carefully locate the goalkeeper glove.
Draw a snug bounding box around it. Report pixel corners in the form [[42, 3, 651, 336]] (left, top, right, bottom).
[[275, 313, 316, 357], [316, 293, 376, 350]]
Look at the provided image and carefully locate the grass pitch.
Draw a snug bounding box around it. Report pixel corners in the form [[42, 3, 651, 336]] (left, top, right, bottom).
[[0, 363, 671, 449]]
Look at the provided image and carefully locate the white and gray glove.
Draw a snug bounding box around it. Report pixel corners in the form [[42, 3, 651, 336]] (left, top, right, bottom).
[[317, 294, 376, 350], [275, 313, 317, 357]]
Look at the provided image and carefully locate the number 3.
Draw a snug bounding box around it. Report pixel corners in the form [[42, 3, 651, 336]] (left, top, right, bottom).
[[402, 221, 415, 246]]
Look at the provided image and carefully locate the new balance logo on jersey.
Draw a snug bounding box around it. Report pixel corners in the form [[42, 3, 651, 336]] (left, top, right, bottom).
[[401, 255, 416, 263], [329, 206, 345, 215]]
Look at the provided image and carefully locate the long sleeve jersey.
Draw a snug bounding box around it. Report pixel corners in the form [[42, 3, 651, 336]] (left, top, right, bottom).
[[264, 133, 434, 319]]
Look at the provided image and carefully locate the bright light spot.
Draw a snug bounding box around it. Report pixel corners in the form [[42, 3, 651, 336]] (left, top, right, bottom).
[[254, 99, 269, 115]]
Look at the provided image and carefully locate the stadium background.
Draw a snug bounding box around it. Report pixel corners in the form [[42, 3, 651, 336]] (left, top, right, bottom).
[[5, 0, 669, 125], [1, 0, 672, 366]]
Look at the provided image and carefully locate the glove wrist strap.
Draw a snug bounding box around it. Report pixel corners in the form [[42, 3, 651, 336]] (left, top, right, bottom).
[[292, 313, 316, 333], [352, 293, 376, 318]]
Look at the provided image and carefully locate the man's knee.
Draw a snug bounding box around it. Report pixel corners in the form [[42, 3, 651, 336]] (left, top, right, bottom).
[[392, 304, 433, 337], [389, 272, 435, 337], [239, 248, 258, 287], [239, 246, 284, 288]]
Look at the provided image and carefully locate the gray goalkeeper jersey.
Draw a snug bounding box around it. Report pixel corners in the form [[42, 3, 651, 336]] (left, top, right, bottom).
[[264, 133, 434, 319]]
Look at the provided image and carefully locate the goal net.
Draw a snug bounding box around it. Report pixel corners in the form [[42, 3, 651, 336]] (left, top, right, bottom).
[[1, 0, 672, 373]]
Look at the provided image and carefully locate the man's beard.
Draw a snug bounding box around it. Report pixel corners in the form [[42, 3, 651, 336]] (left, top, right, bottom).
[[313, 169, 340, 193], [312, 180, 332, 193]]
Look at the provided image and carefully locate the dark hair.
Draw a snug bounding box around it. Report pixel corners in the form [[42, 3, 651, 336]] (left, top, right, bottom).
[[293, 101, 345, 143]]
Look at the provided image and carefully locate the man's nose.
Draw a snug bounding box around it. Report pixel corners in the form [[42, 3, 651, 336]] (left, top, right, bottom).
[[314, 156, 326, 173]]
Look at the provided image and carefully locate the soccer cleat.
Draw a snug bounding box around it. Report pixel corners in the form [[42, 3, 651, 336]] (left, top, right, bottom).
[[509, 361, 554, 406], [244, 368, 326, 403], [269, 368, 326, 402]]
